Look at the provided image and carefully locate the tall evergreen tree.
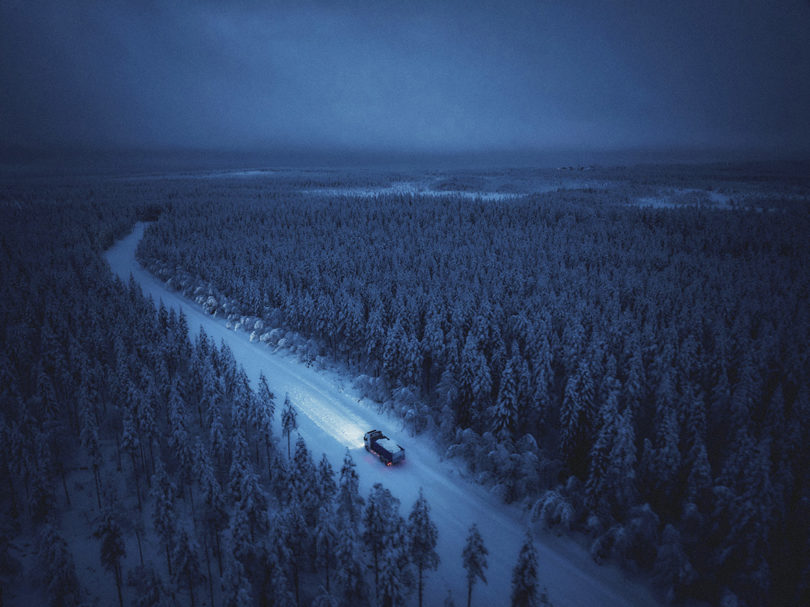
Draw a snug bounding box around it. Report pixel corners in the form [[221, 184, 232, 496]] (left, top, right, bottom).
[[493, 358, 519, 440], [37, 523, 81, 607], [281, 393, 298, 459], [462, 523, 488, 607], [151, 461, 177, 576], [94, 508, 127, 607], [363, 483, 404, 600], [315, 502, 339, 594], [560, 359, 595, 478], [317, 453, 337, 503], [221, 555, 252, 607], [511, 532, 540, 607], [408, 488, 440, 607], [378, 529, 412, 607], [172, 527, 204, 607], [334, 520, 368, 605], [337, 449, 364, 528]]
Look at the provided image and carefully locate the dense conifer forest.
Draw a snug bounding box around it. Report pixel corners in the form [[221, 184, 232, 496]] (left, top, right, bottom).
[[134, 167, 810, 606], [0, 178, 461, 606], [2, 166, 809, 606]]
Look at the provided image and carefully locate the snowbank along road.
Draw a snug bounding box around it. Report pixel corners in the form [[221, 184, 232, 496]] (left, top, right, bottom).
[[106, 222, 658, 606]]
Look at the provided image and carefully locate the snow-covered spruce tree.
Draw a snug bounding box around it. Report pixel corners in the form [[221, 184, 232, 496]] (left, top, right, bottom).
[[228, 426, 251, 501], [172, 527, 205, 607], [493, 357, 519, 440], [37, 523, 81, 607], [378, 528, 413, 607], [151, 460, 177, 575], [383, 317, 406, 383], [334, 519, 368, 605], [337, 448, 364, 528], [220, 553, 252, 607], [280, 495, 310, 606], [93, 507, 127, 607], [653, 524, 696, 604], [408, 488, 440, 607], [363, 482, 405, 600], [79, 393, 103, 510], [317, 452, 337, 504], [126, 564, 169, 607], [281, 393, 298, 459], [235, 466, 270, 545], [255, 371, 276, 461], [559, 359, 595, 479], [511, 532, 540, 607], [292, 435, 320, 527], [585, 389, 637, 519], [462, 523, 489, 607], [29, 437, 57, 524], [121, 406, 143, 510], [315, 502, 338, 594]]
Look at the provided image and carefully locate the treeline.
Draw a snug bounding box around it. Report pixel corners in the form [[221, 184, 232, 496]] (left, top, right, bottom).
[[1, 179, 545, 607], [138, 181, 810, 605]]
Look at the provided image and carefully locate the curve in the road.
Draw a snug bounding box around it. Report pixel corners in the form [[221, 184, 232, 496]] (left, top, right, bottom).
[[105, 222, 658, 607]]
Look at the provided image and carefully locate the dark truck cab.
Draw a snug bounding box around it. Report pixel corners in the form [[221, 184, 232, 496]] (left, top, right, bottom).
[[364, 430, 405, 466]]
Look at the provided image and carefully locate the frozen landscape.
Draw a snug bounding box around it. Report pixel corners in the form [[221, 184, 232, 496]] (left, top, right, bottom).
[[1, 163, 809, 607], [105, 221, 657, 606], [3, 1, 810, 606]]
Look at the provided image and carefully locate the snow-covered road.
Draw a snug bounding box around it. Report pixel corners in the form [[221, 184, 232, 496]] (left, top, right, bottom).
[[105, 223, 658, 606]]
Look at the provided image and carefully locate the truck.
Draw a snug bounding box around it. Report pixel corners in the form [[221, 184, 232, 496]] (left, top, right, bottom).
[[364, 430, 405, 466]]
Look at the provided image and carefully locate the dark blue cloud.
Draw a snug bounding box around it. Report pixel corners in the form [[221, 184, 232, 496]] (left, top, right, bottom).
[[1, 0, 809, 155]]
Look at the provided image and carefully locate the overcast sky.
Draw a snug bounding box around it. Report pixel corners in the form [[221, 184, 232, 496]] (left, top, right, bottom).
[[1, 0, 809, 157]]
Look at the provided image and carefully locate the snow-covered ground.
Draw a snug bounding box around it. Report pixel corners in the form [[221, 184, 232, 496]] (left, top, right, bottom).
[[105, 223, 659, 606], [634, 188, 733, 209], [305, 182, 522, 201]]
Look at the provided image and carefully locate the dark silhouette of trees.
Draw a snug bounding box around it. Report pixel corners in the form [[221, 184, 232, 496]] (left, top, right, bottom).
[[462, 523, 489, 607], [281, 393, 298, 459], [94, 508, 127, 607], [510, 533, 540, 607], [408, 488, 440, 607], [4, 167, 809, 606]]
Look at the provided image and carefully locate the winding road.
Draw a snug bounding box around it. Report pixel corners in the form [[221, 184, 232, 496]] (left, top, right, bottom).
[[105, 222, 658, 606]]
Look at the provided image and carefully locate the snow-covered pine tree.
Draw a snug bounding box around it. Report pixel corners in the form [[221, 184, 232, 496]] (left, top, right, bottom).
[[337, 449, 364, 528], [408, 488, 440, 607], [126, 564, 168, 607], [195, 438, 228, 578], [220, 554, 252, 607], [362, 482, 402, 600], [171, 527, 204, 607], [653, 524, 695, 604], [510, 532, 539, 607], [334, 518, 368, 605], [79, 395, 103, 509], [292, 435, 319, 525], [382, 317, 405, 383], [151, 460, 177, 576], [121, 406, 142, 510], [378, 529, 412, 607], [37, 523, 81, 607], [462, 523, 488, 607], [560, 359, 595, 479], [317, 453, 337, 504], [280, 496, 309, 606], [281, 393, 298, 459], [94, 508, 127, 607], [315, 502, 339, 594], [255, 371, 276, 461], [493, 357, 518, 440]]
